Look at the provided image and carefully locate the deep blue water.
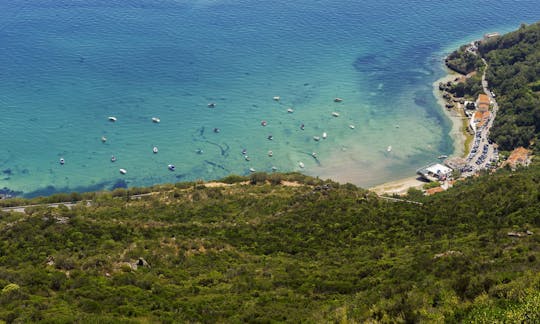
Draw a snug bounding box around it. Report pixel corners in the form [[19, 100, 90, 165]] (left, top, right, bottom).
[[0, 0, 539, 197]]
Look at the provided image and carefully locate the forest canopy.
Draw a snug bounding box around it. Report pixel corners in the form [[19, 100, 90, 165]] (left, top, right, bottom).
[[479, 22, 540, 151], [0, 164, 539, 322]]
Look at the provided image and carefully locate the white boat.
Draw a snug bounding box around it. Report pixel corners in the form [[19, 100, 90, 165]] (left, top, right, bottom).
[[322, 132, 327, 139], [111, 155, 116, 162], [438, 155, 448, 159], [268, 150, 273, 157], [271, 166, 278, 171], [108, 116, 117, 122], [298, 161, 305, 168], [249, 167, 256, 172], [311, 152, 317, 158], [153, 146, 158, 154], [119, 168, 127, 175], [101, 136, 107, 143], [387, 145, 392, 152], [313, 136, 320, 141], [287, 108, 294, 113], [207, 102, 216, 108], [273, 96, 280, 101], [168, 164, 176, 171], [334, 98, 343, 103], [59, 158, 65, 165], [332, 112, 340, 117], [152, 117, 160, 123], [244, 155, 250, 161], [349, 125, 355, 129]]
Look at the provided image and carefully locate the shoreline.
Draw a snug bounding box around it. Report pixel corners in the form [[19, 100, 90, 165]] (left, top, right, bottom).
[[369, 176, 427, 196], [369, 70, 469, 196], [433, 72, 469, 159]]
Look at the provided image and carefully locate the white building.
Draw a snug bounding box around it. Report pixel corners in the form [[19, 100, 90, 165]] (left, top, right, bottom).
[[416, 163, 453, 182]]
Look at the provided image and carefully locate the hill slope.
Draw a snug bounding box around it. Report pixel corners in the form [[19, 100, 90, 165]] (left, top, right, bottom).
[[479, 22, 540, 151], [0, 166, 539, 322]]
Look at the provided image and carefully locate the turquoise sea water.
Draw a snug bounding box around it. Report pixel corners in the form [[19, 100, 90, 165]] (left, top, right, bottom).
[[1, 0, 539, 197]]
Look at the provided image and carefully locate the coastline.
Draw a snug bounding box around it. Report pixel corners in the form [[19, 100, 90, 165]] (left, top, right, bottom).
[[369, 70, 469, 195], [433, 72, 468, 159], [369, 176, 427, 196]]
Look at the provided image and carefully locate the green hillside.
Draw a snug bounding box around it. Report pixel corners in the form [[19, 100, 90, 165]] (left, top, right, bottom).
[[479, 22, 540, 151], [0, 165, 539, 323]]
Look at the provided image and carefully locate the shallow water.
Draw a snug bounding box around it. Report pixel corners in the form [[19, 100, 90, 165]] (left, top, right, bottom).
[[0, 0, 538, 197]]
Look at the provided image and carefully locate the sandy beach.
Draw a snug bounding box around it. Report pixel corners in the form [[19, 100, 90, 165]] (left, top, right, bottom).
[[369, 176, 427, 196], [369, 71, 468, 196]]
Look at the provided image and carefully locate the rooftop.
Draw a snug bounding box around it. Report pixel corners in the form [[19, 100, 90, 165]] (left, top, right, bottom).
[[477, 94, 490, 105], [505, 147, 532, 169], [425, 187, 445, 196], [417, 163, 453, 181]]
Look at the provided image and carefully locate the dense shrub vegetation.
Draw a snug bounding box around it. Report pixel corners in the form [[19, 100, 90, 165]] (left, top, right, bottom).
[[445, 44, 483, 75], [479, 22, 540, 151], [0, 165, 539, 322]]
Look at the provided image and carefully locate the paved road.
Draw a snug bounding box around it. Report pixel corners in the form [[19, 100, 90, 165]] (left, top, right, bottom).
[[461, 58, 499, 176], [1, 193, 155, 214]]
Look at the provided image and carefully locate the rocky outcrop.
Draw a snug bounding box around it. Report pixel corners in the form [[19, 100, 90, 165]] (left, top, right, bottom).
[[507, 230, 533, 238], [433, 250, 463, 259]]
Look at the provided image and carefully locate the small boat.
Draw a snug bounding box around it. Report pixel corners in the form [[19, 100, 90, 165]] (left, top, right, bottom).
[[196, 148, 204, 154], [332, 112, 340, 117], [214, 128, 220, 133], [313, 136, 320, 141], [287, 108, 294, 113], [244, 155, 250, 161], [261, 120, 267, 126], [349, 125, 355, 129], [438, 155, 448, 159], [152, 117, 160, 123], [300, 124, 305, 130], [267, 135, 273, 140], [108, 116, 117, 122], [59, 158, 65, 165], [119, 168, 127, 175], [249, 167, 256, 172], [387, 145, 392, 152], [311, 152, 317, 159], [334, 98, 343, 103], [268, 150, 273, 157], [111, 155, 116, 162], [273, 96, 280, 101], [298, 161, 305, 168], [241, 148, 247, 155], [168, 164, 176, 171], [101, 136, 107, 143], [207, 102, 216, 108], [271, 166, 278, 171], [153, 146, 158, 154], [322, 132, 327, 139]]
